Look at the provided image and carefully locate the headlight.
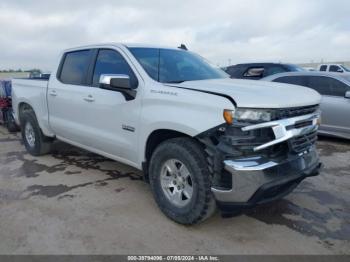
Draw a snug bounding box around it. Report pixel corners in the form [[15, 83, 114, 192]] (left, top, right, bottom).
[[223, 108, 272, 124], [235, 108, 272, 122]]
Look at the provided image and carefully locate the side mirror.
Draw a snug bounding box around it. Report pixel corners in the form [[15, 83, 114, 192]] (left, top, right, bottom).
[[99, 74, 136, 100], [99, 74, 131, 89], [345, 91, 350, 99], [337, 68, 344, 73]]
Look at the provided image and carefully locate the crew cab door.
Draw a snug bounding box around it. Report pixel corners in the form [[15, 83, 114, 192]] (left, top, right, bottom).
[[48, 48, 142, 164], [48, 49, 96, 147]]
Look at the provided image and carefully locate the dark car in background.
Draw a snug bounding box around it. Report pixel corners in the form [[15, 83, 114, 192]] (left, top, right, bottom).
[[262, 72, 350, 139], [225, 63, 304, 80], [0, 79, 18, 132]]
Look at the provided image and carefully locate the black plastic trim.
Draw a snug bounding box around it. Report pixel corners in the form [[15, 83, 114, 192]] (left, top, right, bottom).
[[86, 49, 99, 86]]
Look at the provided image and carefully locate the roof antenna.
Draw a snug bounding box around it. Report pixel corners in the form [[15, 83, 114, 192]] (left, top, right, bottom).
[[178, 44, 188, 51]]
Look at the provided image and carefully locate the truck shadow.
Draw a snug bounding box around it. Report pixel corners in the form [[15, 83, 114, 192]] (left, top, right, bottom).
[[243, 189, 350, 242]]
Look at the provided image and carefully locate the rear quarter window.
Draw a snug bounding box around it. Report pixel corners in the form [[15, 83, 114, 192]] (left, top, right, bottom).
[[319, 65, 327, 71]]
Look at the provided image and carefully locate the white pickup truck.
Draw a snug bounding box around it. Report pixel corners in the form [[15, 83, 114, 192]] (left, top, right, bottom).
[[318, 63, 350, 73], [12, 43, 322, 224]]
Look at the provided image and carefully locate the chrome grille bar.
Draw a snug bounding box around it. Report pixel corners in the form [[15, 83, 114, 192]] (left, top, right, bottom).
[[242, 112, 320, 151]]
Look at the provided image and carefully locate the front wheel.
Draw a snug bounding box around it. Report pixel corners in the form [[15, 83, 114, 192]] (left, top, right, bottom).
[[149, 137, 216, 224]]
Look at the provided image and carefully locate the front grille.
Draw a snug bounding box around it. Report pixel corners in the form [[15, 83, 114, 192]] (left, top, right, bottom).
[[274, 105, 319, 120], [289, 130, 318, 153], [235, 105, 319, 124]]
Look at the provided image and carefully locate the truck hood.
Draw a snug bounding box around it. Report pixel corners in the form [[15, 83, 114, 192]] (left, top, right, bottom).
[[168, 78, 321, 108]]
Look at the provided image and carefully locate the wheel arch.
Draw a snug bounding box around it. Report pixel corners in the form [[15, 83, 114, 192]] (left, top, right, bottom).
[[18, 102, 36, 123], [142, 129, 194, 181], [17, 102, 55, 138]]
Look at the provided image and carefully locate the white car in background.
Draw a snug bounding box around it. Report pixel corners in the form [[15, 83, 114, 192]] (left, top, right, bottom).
[[318, 64, 350, 73]]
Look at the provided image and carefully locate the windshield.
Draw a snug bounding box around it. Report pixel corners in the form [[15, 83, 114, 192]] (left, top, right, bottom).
[[341, 65, 350, 72], [128, 47, 228, 83]]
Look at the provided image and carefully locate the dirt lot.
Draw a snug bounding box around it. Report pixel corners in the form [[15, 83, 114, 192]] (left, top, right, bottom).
[[0, 125, 349, 254]]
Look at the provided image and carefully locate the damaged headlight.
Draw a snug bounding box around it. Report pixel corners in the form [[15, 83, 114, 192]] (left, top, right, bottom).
[[235, 108, 272, 122]]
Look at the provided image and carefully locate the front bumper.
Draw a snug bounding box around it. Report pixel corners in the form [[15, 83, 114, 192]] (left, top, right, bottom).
[[210, 110, 322, 211], [212, 147, 321, 211]]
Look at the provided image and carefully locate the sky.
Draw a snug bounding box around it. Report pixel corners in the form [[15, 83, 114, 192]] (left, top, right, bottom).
[[0, 0, 349, 71]]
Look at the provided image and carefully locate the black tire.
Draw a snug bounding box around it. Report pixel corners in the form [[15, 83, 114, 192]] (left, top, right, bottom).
[[5, 110, 19, 133], [149, 137, 216, 224], [20, 110, 53, 156]]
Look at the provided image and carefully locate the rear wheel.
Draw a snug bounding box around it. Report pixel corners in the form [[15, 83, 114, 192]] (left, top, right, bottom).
[[149, 137, 216, 224], [20, 111, 53, 156]]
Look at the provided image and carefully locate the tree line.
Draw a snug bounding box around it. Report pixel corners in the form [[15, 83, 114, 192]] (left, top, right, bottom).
[[0, 69, 42, 73]]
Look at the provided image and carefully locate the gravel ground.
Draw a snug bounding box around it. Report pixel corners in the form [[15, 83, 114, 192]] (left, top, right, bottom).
[[0, 126, 349, 254]]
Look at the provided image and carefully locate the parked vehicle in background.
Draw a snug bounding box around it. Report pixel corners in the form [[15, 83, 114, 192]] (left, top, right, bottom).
[[12, 43, 322, 224], [225, 63, 304, 80], [318, 64, 350, 73], [38, 73, 51, 80], [263, 72, 350, 139], [0, 79, 19, 132], [29, 73, 51, 80]]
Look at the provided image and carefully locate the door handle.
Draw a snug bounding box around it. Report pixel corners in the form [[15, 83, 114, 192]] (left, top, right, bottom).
[[49, 90, 57, 96], [83, 95, 95, 102]]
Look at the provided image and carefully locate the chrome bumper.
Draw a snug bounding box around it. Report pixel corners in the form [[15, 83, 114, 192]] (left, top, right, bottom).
[[212, 148, 320, 203], [211, 112, 321, 203]]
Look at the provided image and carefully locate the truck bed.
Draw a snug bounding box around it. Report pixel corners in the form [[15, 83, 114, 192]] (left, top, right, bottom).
[[12, 78, 50, 133]]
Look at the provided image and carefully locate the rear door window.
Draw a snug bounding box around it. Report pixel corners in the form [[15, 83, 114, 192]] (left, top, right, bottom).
[[306, 76, 332, 95], [319, 65, 327, 71], [328, 78, 349, 97], [59, 50, 91, 85]]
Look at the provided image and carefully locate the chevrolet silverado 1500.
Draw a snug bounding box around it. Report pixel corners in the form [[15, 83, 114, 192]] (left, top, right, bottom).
[[12, 43, 322, 224]]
